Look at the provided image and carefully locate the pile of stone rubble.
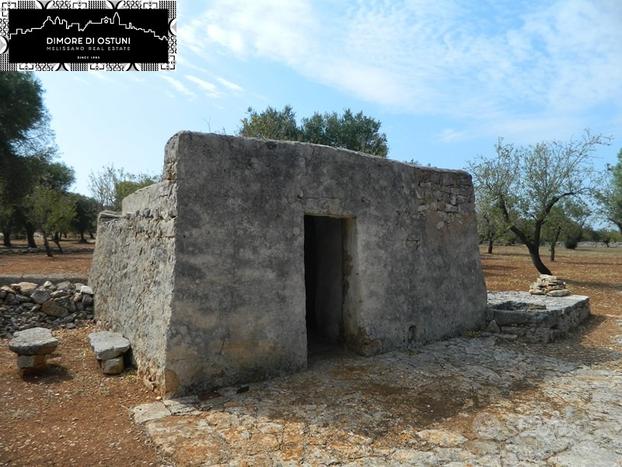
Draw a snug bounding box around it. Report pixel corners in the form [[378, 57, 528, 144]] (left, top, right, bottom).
[[0, 281, 94, 338], [529, 274, 571, 297]]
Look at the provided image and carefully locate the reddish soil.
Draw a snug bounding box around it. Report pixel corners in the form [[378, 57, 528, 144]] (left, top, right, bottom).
[[0, 327, 161, 466], [0, 240, 93, 277]]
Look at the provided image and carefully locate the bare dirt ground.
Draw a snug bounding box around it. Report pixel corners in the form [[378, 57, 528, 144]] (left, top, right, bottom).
[[0, 245, 621, 465], [0, 327, 160, 466], [0, 239, 93, 278]]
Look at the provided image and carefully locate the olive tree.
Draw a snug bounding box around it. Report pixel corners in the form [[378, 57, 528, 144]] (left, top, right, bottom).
[[468, 131, 610, 274], [543, 200, 590, 261], [475, 191, 506, 254], [27, 186, 76, 257], [596, 148, 622, 233], [239, 106, 388, 157], [88, 164, 156, 211]]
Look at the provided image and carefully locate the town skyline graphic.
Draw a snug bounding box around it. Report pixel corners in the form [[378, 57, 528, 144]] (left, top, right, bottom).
[[9, 11, 168, 41]]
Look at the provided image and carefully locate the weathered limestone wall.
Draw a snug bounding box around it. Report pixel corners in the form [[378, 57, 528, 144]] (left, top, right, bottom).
[[90, 132, 487, 395], [89, 181, 177, 389], [163, 132, 487, 394]]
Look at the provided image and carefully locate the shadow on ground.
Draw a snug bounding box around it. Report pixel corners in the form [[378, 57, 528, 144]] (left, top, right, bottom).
[[140, 330, 622, 465]]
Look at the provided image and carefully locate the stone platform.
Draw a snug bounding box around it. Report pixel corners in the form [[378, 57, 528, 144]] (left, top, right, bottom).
[[487, 292, 590, 343], [130, 335, 622, 465]]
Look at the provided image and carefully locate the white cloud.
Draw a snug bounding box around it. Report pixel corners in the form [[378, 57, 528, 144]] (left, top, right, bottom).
[[216, 76, 243, 93], [160, 75, 196, 98], [185, 75, 220, 97], [180, 0, 622, 139]]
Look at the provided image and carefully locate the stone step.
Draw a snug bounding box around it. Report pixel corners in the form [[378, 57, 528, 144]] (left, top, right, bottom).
[[88, 331, 130, 360]]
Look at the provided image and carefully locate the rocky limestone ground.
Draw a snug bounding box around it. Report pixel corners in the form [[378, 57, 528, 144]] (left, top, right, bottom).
[[134, 326, 622, 466]]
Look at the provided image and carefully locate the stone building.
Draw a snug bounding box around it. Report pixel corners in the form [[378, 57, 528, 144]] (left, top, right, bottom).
[[90, 132, 487, 395]]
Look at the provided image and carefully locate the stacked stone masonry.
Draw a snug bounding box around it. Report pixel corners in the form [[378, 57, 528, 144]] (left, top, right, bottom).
[[90, 133, 487, 396], [487, 291, 590, 343], [0, 281, 94, 338], [529, 274, 571, 297], [88, 331, 131, 375]]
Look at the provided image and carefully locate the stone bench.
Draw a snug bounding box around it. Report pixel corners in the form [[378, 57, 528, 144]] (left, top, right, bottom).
[[486, 291, 591, 343], [88, 331, 130, 375], [8, 327, 59, 370]]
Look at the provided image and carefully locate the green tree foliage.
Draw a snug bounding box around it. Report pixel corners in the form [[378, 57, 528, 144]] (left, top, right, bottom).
[[300, 109, 388, 157], [0, 72, 62, 248], [239, 106, 300, 141], [543, 200, 589, 260], [88, 164, 157, 211], [239, 106, 388, 157], [16, 158, 74, 248], [69, 193, 100, 243], [0, 72, 45, 160], [115, 178, 157, 207], [597, 148, 622, 233], [475, 191, 506, 254], [0, 72, 99, 250], [468, 131, 610, 275], [26, 186, 76, 256]]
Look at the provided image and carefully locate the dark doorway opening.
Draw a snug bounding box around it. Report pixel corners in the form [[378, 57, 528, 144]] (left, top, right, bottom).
[[304, 215, 346, 357]]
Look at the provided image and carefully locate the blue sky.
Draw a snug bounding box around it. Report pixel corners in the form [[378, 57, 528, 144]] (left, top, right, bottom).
[[37, 0, 622, 195]]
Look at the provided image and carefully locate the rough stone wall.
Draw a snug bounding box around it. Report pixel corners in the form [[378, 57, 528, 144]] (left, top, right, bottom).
[[487, 291, 590, 343], [89, 181, 177, 389], [163, 132, 487, 394]]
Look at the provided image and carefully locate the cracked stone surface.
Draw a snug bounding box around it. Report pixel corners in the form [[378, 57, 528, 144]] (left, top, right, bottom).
[[134, 334, 622, 466]]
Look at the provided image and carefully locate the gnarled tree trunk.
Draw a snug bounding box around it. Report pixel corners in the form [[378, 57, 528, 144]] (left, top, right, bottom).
[[526, 243, 551, 275], [2, 227, 11, 248], [53, 232, 63, 254], [25, 223, 37, 248], [549, 226, 562, 262], [41, 231, 53, 257]]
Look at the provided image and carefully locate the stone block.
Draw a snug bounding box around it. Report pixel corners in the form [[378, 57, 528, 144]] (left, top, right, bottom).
[[101, 356, 124, 375], [31, 289, 51, 305], [11, 282, 38, 296], [88, 331, 130, 360], [42, 300, 68, 317], [17, 354, 47, 369], [132, 402, 171, 424], [9, 327, 58, 356]]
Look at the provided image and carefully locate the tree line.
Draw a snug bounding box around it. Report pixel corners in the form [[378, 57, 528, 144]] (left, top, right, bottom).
[[0, 72, 155, 256]]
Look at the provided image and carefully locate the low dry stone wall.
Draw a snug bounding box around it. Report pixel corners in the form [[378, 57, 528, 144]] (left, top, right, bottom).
[[486, 291, 590, 343], [0, 281, 94, 338]]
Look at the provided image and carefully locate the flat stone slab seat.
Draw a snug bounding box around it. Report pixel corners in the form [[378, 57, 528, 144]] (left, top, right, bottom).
[[487, 291, 590, 343], [88, 331, 131, 375], [8, 327, 59, 370]]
